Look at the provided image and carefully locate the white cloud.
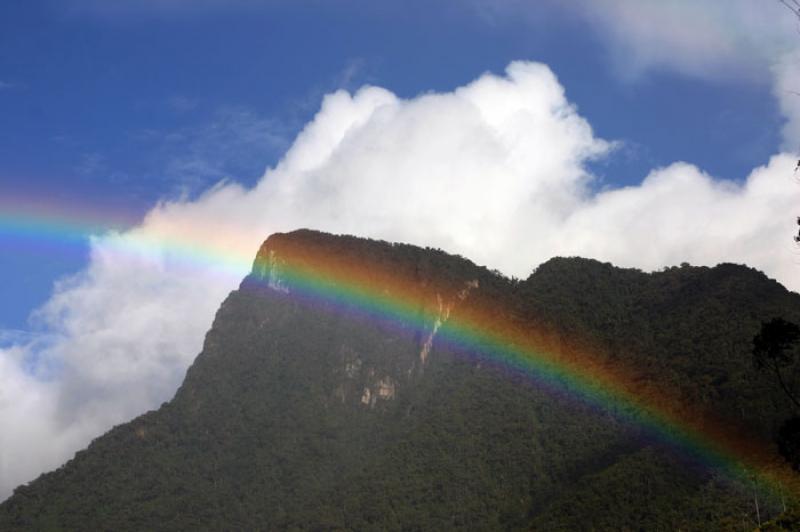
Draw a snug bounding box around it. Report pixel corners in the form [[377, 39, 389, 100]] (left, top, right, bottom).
[[565, 0, 800, 151], [2, 60, 800, 500], [772, 50, 800, 150], [565, 0, 795, 80], [553, 157, 800, 275], [479, 0, 800, 148], [504, 0, 794, 82]]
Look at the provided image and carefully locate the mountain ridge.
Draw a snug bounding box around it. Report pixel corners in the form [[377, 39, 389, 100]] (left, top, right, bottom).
[[2, 229, 799, 530]]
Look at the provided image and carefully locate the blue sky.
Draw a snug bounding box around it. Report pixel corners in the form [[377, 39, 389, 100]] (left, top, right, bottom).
[[4, 0, 800, 498], [0, 0, 786, 330]]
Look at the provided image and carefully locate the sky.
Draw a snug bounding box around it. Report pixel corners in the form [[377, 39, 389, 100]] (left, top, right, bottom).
[[1, 0, 800, 500]]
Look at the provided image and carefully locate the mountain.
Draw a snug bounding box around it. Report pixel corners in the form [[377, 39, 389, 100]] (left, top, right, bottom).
[[2, 229, 800, 530]]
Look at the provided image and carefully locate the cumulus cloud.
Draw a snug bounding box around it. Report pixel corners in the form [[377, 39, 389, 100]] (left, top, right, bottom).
[[554, 157, 800, 273], [2, 60, 800, 499]]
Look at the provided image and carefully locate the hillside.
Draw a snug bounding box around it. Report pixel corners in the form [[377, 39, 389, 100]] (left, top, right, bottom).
[[1, 229, 799, 530]]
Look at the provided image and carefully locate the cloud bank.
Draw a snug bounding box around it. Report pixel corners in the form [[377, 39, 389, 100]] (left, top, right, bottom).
[[2, 59, 800, 499]]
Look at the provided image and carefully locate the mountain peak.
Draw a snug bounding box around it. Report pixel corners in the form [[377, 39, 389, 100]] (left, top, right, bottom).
[[3, 231, 800, 530]]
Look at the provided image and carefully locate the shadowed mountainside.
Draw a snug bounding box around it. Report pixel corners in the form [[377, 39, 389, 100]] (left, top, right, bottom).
[[2, 229, 800, 530]]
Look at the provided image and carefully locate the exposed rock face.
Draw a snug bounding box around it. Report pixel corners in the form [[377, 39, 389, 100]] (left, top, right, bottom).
[[241, 230, 489, 410], [264, 249, 289, 294], [2, 229, 800, 531]]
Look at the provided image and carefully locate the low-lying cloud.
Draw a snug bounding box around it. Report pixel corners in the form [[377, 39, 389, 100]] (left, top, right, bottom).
[[2, 60, 799, 499]]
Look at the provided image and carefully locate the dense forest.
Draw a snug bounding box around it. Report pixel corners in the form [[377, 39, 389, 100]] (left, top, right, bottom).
[[2, 229, 800, 530]]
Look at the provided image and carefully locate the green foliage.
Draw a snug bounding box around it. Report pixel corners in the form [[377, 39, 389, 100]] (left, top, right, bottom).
[[1, 230, 799, 530], [753, 317, 800, 409]]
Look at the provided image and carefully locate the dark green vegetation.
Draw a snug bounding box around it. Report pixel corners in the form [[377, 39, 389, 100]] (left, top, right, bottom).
[[752, 317, 800, 474], [2, 230, 800, 530]]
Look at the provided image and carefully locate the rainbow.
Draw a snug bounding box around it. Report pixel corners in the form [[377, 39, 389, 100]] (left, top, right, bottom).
[[2, 203, 799, 504], [0, 198, 256, 278], [246, 232, 800, 504]]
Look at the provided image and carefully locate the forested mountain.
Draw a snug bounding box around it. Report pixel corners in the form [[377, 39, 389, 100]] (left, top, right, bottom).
[[2, 229, 800, 530]]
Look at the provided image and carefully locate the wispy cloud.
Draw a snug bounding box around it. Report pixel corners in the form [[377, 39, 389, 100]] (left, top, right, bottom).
[[287, 58, 375, 120], [148, 105, 291, 194], [74, 105, 292, 199], [61, 0, 277, 18], [74, 152, 107, 177], [471, 1, 796, 84], [471, 0, 800, 149], [334, 58, 368, 91], [167, 95, 200, 113], [0, 329, 39, 347]]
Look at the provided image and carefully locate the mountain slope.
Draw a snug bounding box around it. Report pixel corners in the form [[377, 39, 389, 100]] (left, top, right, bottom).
[[1, 229, 799, 530]]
